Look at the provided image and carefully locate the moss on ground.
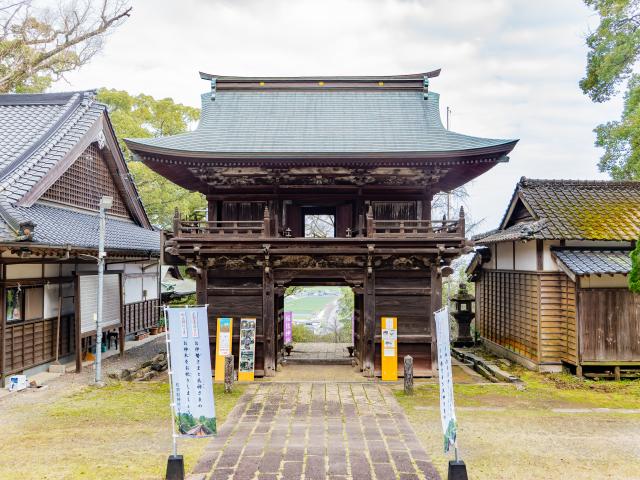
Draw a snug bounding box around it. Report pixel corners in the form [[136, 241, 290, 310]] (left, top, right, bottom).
[[0, 381, 244, 480]]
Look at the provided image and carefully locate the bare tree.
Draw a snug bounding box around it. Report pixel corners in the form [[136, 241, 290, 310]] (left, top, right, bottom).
[[0, 0, 131, 93], [432, 187, 485, 236], [304, 214, 335, 238]]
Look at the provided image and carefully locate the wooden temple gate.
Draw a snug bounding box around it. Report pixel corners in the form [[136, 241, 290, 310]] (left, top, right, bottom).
[[127, 70, 517, 377]]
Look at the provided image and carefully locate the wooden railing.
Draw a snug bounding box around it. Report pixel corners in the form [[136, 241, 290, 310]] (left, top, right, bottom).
[[171, 205, 465, 240], [366, 205, 465, 239], [173, 207, 270, 238]]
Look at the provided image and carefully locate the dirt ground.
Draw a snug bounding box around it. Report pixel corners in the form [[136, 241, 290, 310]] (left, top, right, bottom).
[[395, 367, 640, 480], [0, 337, 245, 480]]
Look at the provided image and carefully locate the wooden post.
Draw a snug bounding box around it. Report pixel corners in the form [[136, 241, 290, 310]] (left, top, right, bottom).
[[0, 283, 5, 387], [363, 264, 375, 377], [263, 267, 276, 376], [224, 354, 234, 393], [430, 265, 441, 377], [172, 208, 181, 237], [366, 205, 374, 237], [458, 206, 465, 235], [263, 206, 271, 238], [614, 365, 621, 381], [404, 355, 414, 395], [75, 276, 82, 373]]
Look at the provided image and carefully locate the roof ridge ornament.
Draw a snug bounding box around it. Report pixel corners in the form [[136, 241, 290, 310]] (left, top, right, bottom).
[[423, 75, 429, 100], [210, 77, 217, 101]]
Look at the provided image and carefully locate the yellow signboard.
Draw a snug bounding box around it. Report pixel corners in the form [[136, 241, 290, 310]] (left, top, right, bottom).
[[381, 316, 398, 381], [214, 317, 232, 382], [238, 318, 256, 382]]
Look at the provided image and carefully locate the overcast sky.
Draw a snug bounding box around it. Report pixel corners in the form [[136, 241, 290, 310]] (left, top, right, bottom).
[[56, 0, 621, 232]]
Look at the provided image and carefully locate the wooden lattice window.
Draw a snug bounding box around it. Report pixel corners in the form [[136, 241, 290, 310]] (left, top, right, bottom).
[[41, 144, 129, 217]]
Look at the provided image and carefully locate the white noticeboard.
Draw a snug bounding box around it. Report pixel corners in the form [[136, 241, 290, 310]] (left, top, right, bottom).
[[435, 306, 457, 453], [166, 306, 216, 437], [79, 274, 121, 334]]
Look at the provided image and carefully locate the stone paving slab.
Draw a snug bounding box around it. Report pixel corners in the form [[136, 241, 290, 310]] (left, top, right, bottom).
[[187, 383, 440, 480]]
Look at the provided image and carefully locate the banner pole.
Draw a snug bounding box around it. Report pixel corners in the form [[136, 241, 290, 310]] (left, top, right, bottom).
[[164, 306, 178, 457]]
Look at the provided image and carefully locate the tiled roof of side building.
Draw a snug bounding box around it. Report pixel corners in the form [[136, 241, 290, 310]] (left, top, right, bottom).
[[475, 178, 640, 243], [0, 91, 158, 253], [552, 248, 633, 276], [126, 90, 516, 155]]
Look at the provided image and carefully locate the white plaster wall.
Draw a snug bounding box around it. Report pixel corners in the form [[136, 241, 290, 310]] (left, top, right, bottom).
[[514, 240, 537, 271], [543, 240, 561, 271], [580, 275, 629, 288], [44, 264, 60, 277], [496, 242, 514, 270], [6, 263, 42, 279]]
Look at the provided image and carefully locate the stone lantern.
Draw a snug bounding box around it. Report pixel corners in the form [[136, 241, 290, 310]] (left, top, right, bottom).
[[450, 283, 475, 347]]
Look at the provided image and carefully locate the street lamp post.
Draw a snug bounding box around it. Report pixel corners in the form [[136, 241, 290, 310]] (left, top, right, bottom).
[[95, 195, 113, 386]]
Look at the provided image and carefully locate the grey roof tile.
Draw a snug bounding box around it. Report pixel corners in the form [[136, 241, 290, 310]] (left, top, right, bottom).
[[476, 178, 640, 243], [128, 91, 515, 154], [0, 91, 158, 253], [552, 249, 632, 276]]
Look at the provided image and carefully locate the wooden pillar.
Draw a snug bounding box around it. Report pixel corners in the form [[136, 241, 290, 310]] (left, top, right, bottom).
[[0, 284, 5, 387], [75, 277, 82, 373], [263, 268, 276, 376], [430, 264, 441, 376], [196, 266, 207, 305], [208, 199, 218, 222], [421, 190, 432, 221], [404, 355, 414, 394], [363, 265, 375, 377]]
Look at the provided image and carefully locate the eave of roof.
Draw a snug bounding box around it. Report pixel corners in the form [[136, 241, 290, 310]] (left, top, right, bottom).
[[551, 248, 632, 280]]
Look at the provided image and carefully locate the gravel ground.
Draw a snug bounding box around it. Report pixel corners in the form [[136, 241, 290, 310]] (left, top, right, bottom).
[[0, 335, 168, 409]]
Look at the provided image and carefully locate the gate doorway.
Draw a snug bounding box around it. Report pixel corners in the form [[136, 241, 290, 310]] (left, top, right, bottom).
[[278, 286, 357, 366]]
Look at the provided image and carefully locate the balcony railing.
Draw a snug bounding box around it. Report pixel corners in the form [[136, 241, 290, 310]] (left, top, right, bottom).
[[171, 205, 465, 240]]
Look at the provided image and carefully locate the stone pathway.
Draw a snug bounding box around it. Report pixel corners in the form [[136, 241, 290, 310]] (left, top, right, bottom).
[[286, 342, 352, 364], [188, 383, 440, 480]]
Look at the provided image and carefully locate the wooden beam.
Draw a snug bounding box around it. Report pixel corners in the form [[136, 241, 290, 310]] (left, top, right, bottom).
[[262, 268, 276, 376], [363, 268, 375, 376]]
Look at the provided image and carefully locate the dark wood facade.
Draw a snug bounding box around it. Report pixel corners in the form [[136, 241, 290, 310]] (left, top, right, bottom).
[[127, 72, 517, 377]]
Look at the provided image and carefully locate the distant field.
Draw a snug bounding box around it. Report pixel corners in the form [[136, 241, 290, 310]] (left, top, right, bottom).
[[285, 287, 342, 322]]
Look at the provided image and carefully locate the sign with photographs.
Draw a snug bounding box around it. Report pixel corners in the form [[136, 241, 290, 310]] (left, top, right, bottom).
[[238, 318, 257, 381], [381, 316, 398, 381], [165, 306, 216, 437], [215, 317, 233, 382]]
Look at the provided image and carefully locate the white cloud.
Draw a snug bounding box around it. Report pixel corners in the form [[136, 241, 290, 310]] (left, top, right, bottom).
[[56, 0, 622, 228]]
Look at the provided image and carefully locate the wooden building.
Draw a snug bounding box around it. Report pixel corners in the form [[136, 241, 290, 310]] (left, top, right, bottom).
[[126, 71, 517, 377], [0, 91, 160, 383], [469, 178, 640, 377]]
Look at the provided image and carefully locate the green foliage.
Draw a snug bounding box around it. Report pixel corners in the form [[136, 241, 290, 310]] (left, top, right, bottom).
[[630, 242, 640, 292], [580, 0, 640, 179], [292, 323, 316, 342], [580, 1, 640, 290], [96, 88, 205, 228]]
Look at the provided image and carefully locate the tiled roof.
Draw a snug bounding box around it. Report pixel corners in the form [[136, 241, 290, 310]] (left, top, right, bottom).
[[476, 178, 640, 243], [127, 91, 516, 155], [0, 91, 159, 253], [552, 248, 632, 276]]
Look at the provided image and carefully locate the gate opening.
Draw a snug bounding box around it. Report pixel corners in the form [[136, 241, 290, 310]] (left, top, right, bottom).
[[283, 286, 354, 364]]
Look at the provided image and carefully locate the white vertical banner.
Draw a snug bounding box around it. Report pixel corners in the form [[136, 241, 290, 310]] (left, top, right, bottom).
[[434, 306, 457, 452], [166, 306, 216, 437]]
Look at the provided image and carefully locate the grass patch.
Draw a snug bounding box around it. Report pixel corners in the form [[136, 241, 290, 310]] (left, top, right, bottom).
[[0, 381, 245, 480], [395, 371, 640, 479]]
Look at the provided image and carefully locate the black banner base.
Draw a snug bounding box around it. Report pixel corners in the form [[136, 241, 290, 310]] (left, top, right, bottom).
[[166, 455, 185, 480], [448, 460, 469, 480]]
